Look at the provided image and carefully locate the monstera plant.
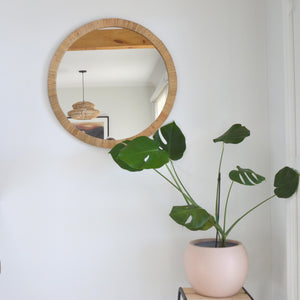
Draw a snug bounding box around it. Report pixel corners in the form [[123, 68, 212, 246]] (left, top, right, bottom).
[[110, 122, 299, 247]]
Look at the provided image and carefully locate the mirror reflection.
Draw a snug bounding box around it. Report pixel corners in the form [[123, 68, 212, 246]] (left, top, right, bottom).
[[56, 28, 168, 140]]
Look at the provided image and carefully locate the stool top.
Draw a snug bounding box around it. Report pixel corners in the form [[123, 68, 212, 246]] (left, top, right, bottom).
[[178, 287, 253, 300]]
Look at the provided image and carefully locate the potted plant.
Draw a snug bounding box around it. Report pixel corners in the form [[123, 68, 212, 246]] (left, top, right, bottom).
[[109, 122, 299, 297]]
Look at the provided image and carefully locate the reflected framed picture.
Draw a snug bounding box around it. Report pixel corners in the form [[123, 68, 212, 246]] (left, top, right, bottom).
[[68, 116, 109, 139]]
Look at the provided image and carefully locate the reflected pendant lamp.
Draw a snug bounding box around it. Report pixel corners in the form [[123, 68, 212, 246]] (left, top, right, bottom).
[[68, 70, 100, 120]]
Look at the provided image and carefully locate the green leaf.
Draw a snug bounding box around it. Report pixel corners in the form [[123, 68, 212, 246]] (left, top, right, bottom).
[[153, 121, 186, 160], [229, 166, 265, 185], [213, 124, 250, 144], [169, 205, 214, 231], [200, 215, 216, 231], [274, 166, 299, 198], [117, 136, 169, 170], [109, 142, 141, 172]]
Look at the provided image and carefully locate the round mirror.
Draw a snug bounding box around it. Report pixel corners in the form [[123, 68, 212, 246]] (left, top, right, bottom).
[[48, 18, 177, 148]]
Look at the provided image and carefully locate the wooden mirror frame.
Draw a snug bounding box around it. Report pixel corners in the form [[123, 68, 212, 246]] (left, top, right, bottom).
[[48, 18, 177, 148]]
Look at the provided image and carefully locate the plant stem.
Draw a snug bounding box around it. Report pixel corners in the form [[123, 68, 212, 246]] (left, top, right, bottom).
[[221, 236, 227, 247], [223, 181, 234, 232], [154, 168, 191, 205], [213, 221, 225, 236], [218, 143, 225, 174], [215, 142, 225, 217], [215, 142, 225, 246], [154, 169, 179, 190], [215, 173, 221, 247], [170, 160, 195, 204], [165, 164, 195, 206], [225, 194, 276, 237]]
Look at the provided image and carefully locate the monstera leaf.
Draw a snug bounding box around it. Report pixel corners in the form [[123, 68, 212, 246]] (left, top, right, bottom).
[[109, 141, 142, 172], [169, 205, 214, 231], [274, 166, 299, 198], [229, 166, 265, 185], [213, 124, 250, 144], [116, 136, 169, 170], [153, 121, 186, 160]]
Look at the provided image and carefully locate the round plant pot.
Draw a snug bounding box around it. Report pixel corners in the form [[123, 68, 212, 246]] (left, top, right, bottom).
[[184, 238, 248, 298]]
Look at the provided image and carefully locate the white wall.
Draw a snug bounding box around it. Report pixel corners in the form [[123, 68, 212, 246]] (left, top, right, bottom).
[[58, 86, 154, 139], [0, 1, 272, 299], [266, 0, 288, 297]]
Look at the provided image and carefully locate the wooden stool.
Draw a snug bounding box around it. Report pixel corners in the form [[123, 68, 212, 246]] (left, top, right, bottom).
[[177, 287, 254, 300]]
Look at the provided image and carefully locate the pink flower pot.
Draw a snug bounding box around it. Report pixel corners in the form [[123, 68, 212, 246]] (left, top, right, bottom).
[[184, 238, 248, 298]]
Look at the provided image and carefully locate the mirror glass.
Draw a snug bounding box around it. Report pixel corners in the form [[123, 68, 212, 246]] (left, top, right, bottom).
[[56, 28, 168, 140], [48, 19, 177, 148]]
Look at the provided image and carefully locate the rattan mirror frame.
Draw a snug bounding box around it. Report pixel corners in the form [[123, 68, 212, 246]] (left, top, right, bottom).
[[48, 18, 177, 148]]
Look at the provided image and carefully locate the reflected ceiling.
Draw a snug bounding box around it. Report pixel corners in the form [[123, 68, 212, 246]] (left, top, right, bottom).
[[57, 48, 164, 88]]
